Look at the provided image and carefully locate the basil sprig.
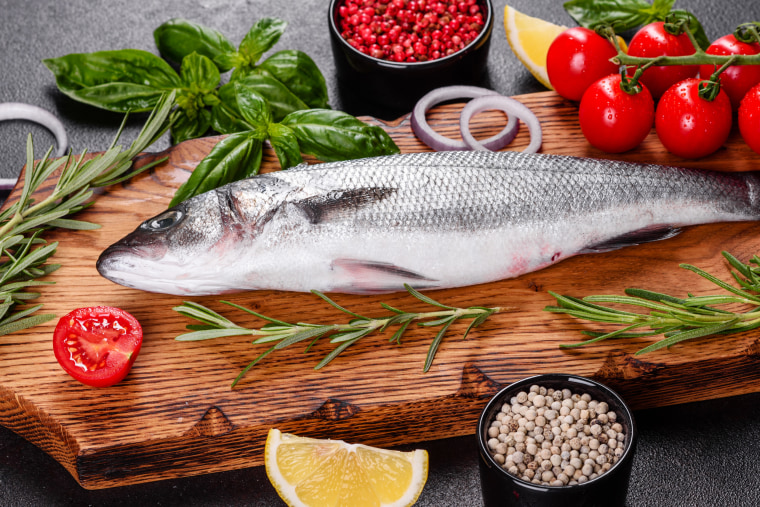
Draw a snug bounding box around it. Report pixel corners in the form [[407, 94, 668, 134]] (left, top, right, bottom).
[[44, 16, 400, 205], [563, 0, 710, 49], [155, 17, 329, 110], [170, 83, 400, 206], [43, 17, 330, 143]]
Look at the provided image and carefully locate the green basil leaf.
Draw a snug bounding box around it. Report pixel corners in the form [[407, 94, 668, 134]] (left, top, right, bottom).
[[179, 52, 221, 92], [233, 82, 273, 138], [268, 123, 303, 169], [174, 53, 220, 138], [651, 0, 677, 17], [211, 95, 254, 134], [281, 109, 399, 162], [231, 71, 309, 122], [238, 18, 288, 69], [215, 51, 246, 71], [171, 108, 212, 144], [170, 132, 263, 206], [43, 49, 180, 112], [563, 0, 663, 31], [154, 18, 236, 72], [212, 84, 257, 134], [258, 50, 330, 109]]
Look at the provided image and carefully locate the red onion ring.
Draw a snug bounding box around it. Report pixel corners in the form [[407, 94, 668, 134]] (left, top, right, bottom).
[[0, 102, 68, 157], [460, 95, 542, 154], [410, 85, 519, 152]]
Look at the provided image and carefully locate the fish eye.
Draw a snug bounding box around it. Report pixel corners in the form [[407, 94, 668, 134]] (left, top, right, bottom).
[[141, 209, 184, 231]]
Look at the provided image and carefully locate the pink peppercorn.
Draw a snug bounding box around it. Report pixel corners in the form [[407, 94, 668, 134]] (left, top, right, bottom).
[[337, 0, 485, 63]]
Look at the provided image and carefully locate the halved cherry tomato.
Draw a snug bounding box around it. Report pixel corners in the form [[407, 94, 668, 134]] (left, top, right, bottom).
[[627, 22, 698, 99], [53, 306, 143, 387], [699, 34, 760, 110], [739, 83, 760, 154], [546, 27, 620, 102], [655, 78, 732, 159], [579, 74, 655, 153]]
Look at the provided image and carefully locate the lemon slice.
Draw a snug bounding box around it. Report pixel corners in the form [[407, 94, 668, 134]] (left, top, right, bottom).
[[504, 5, 567, 89], [265, 428, 429, 507]]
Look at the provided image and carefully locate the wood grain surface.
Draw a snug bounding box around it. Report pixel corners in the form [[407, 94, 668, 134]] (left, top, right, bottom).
[[2, 91, 760, 489]]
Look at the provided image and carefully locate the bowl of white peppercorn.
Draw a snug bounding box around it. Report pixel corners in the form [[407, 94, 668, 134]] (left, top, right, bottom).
[[477, 374, 637, 507]]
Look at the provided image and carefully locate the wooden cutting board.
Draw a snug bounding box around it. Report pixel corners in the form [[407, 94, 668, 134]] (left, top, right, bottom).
[[3, 91, 760, 489]]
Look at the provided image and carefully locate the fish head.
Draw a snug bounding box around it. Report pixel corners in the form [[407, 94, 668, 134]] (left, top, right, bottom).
[[96, 191, 231, 295]]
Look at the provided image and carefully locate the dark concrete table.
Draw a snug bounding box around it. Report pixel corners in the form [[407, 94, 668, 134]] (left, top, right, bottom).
[[1, 1, 760, 505]]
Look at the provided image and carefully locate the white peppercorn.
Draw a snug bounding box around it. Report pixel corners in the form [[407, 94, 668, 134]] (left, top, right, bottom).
[[485, 384, 628, 487]]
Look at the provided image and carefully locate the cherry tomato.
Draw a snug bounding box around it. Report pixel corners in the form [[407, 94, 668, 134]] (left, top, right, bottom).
[[739, 83, 760, 154], [627, 22, 698, 99], [699, 34, 760, 110], [579, 74, 655, 153], [546, 27, 619, 102], [53, 306, 143, 387], [655, 78, 732, 159]]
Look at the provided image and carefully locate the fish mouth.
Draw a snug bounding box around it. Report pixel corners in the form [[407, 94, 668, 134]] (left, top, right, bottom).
[[96, 241, 168, 280]]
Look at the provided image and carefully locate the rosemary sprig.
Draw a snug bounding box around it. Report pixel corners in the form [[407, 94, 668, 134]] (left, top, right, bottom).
[[0, 92, 175, 336], [546, 251, 760, 355], [173, 284, 505, 387]]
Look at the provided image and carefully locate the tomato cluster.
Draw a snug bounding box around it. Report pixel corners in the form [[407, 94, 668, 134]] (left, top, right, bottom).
[[547, 22, 760, 158]]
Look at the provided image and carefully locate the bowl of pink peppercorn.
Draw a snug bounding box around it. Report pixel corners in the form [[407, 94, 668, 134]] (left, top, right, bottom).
[[328, 0, 494, 114]]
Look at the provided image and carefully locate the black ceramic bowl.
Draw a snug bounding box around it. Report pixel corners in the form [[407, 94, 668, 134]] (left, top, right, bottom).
[[328, 0, 494, 115], [477, 374, 637, 507]]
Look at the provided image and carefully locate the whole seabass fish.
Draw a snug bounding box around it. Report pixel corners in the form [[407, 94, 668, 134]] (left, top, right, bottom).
[[96, 151, 760, 296]]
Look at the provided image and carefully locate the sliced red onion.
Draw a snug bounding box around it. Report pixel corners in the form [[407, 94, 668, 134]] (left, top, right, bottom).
[[410, 85, 519, 152], [0, 102, 68, 157], [460, 95, 542, 154]]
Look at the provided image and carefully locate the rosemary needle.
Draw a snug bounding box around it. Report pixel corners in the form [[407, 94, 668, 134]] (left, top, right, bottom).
[[0, 92, 175, 337], [546, 251, 760, 355], [173, 284, 506, 387]]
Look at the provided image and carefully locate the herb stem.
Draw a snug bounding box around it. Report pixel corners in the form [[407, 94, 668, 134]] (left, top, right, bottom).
[[548, 251, 760, 354], [174, 285, 507, 387], [0, 92, 175, 337]]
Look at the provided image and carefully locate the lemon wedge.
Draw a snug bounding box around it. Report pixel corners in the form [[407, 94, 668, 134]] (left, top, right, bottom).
[[265, 428, 429, 507], [504, 5, 568, 89], [504, 6, 628, 90]]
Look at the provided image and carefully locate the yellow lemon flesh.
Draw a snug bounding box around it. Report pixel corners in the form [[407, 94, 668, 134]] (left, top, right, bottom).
[[265, 428, 429, 507], [504, 5, 567, 89]]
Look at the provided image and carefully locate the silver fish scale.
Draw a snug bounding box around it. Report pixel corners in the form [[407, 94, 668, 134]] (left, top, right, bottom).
[[98, 150, 760, 295], [270, 151, 756, 231]]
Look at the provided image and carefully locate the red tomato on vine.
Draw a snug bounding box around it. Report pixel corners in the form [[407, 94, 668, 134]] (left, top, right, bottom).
[[655, 78, 732, 159], [627, 22, 698, 99], [579, 74, 655, 153], [699, 34, 760, 110], [547, 27, 620, 102], [739, 83, 760, 154]]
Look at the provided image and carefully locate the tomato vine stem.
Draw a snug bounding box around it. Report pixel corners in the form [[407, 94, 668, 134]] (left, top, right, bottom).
[[598, 20, 760, 101]]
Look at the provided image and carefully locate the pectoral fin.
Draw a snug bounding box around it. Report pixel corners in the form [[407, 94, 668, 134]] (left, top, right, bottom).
[[293, 188, 395, 224], [330, 258, 438, 294], [581, 226, 682, 254]]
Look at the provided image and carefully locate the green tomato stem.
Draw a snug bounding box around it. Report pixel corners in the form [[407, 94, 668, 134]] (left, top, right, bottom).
[[614, 51, 760, 68]]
